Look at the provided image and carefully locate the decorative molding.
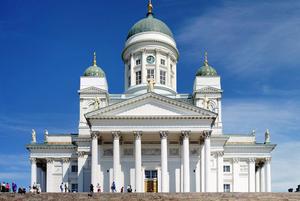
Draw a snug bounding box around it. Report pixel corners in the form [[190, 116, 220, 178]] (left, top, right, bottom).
[[159, 131, 168, 139], [133, 131, 143, 139], [112, 131, 121, 139]]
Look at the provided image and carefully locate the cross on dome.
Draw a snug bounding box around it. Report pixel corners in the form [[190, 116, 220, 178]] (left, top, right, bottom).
[[148, 0, 153, 14], [93, 52, 97, 66]]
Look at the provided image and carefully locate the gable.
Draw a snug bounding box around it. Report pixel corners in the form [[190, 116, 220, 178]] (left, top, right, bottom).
[[85, 92, 217, 119]]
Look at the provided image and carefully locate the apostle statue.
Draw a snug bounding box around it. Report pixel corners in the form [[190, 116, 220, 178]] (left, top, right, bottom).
[[203, 95, 209, 110], [44, 129, 49, 144], [147, 77, 155, 92], [31, 129, 36, 144], [93, 97, 101, 110], [264, 129, 270, 144]]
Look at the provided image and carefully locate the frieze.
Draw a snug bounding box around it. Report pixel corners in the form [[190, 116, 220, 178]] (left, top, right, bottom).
[[142, 148, 160, 156]]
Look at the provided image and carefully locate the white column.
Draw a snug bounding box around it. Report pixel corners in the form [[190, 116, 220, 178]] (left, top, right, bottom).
[[77, 152, 85, 192], [46, 158, 53, 192], [180, 140, 184, 192], [141, 49, 146, 84], [130, 53, 135, 87], [134, 131, 142, 192], [255, 166, 260, 192], [155, 49, 159, 84], [167, 53, 171, 86], [204, 131, 211, 192], [62, 158, 70, 189], [217, 152, 224, 192], [248, 158, 256, 192], [260, 163, 266, 192], [160, 131, 169, 192], [233, 158, 240, 192], [91, 131, 99, 192], [181, 131, 190, 192], [200, 142, 205, 192], [265, 158, 272, 192], [30, 158, 37, 187], [112, 131, 121, 191]]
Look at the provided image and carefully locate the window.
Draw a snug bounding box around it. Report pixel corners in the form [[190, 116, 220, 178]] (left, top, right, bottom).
[[224, 184, 230, 192], [223, 165, 230, 173], [71, 183, 78, 192], [160, 59, 165, 65], [128, 76, 131, 87], [147, 69, 155, 79], [71, 165, 78, 173], [160, 70, 166, 85], [136, 59, 141, 65], [136, 71, 141, 85]]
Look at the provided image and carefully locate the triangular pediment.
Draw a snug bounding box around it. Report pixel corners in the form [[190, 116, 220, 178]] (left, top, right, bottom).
[[85, 92, 217, 119], [78, 86, 108, 94]]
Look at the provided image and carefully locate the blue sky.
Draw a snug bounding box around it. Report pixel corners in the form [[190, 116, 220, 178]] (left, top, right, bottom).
[[0, 0, 300, 192]]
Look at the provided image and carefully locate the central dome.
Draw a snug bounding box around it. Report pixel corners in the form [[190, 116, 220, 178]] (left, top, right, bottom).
[[127, 13, 174, 40]]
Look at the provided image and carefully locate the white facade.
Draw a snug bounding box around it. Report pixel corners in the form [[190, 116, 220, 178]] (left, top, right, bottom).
[[27, 2, 276, 193]]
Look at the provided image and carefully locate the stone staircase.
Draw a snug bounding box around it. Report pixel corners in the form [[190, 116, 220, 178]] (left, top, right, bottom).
[[1, 193, 300, 201]]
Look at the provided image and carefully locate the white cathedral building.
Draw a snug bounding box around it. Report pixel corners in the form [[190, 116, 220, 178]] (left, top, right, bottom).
[[27, 1, 276, 193]]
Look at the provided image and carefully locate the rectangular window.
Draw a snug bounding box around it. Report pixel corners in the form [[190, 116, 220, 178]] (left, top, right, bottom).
[[160, 70, 166, 85], [147, 69, 155, 79], [136, 59, 141, 65], [224, 184, 230, 192], [128, 76, 131, 87], [161, 59, 165, 65], [71, 165, 78, 173], [223, 165, 230, 173], [136, 71, 141, 85], [71, 183, 78, 192]]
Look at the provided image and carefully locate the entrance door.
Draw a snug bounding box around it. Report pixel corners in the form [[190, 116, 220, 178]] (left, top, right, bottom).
[[144, 170, 158, 192]]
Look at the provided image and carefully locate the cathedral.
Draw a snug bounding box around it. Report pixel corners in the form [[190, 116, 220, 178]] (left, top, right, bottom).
[[27, 1, 276, 193]]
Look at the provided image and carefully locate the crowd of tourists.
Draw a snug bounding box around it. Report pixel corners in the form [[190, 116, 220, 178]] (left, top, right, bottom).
[[0, 182, 26, 194], [89, 181, 133, 193]]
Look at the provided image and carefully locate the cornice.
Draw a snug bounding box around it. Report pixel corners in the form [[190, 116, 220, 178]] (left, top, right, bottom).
[[26, 144, 77, 150]]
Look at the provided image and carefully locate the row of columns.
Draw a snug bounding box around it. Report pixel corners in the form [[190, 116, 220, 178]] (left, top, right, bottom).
[[30, 157, 70, 192], [256, 158, 272, 192], [90, 130, 212, 192]]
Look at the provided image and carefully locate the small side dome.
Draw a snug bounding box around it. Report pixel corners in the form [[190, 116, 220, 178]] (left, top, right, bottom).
[[126, 1, 173, 40], [83, 52, 106, 78], [196, 52, 218, 77]]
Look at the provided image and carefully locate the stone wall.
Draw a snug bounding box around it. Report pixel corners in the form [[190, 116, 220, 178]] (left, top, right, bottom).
[[1, 193, 300, 201]]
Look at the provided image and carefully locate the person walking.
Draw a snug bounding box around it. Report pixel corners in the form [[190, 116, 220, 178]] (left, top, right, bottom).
[[64, 184, 68, 193], [90, 184, 94, 193], [5, 183, 10, 192], [96, 183, 101, 192], [111, 181, 116, 192], [60, 183, 63, 192], [12, 182, 17, 193]]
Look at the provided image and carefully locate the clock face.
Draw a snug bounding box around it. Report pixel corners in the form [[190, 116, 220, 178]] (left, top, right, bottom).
[[146, 55, 155, 64]]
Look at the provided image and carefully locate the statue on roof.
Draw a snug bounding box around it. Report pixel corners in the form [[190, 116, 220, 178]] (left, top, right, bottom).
[[147, 76, 155, 92], [203, 95, 209, 109], [44, 129, 49, 144], [93, 97, 101, 109], [31, 129, 36, 144], [265, 129, 270, 144]]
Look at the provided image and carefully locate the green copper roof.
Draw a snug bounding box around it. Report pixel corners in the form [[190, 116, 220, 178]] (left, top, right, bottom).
[[127, 13, 174, 40], [83, 65, 106, 78], [83, 52, 106, 78], [196, 53, 218, 77]]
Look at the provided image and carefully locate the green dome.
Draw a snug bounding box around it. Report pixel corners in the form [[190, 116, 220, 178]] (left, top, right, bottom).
[[83, 65, 105, 78], [127, 13, 174, 40], [196, 53, 218, 77]]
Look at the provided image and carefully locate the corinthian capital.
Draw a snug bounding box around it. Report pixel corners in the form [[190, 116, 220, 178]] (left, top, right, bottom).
[[112, 131, 121, 139], [91, 131, 100, 139], [159, 131, 168, 139], [202, 130, 212, 139], [133, 131, 143, 139], [30, 157, 36, 163], [181, 130, 190, 139]]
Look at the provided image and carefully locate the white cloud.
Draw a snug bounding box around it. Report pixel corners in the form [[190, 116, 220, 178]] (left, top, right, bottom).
[[176, 1, 300, 78]]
